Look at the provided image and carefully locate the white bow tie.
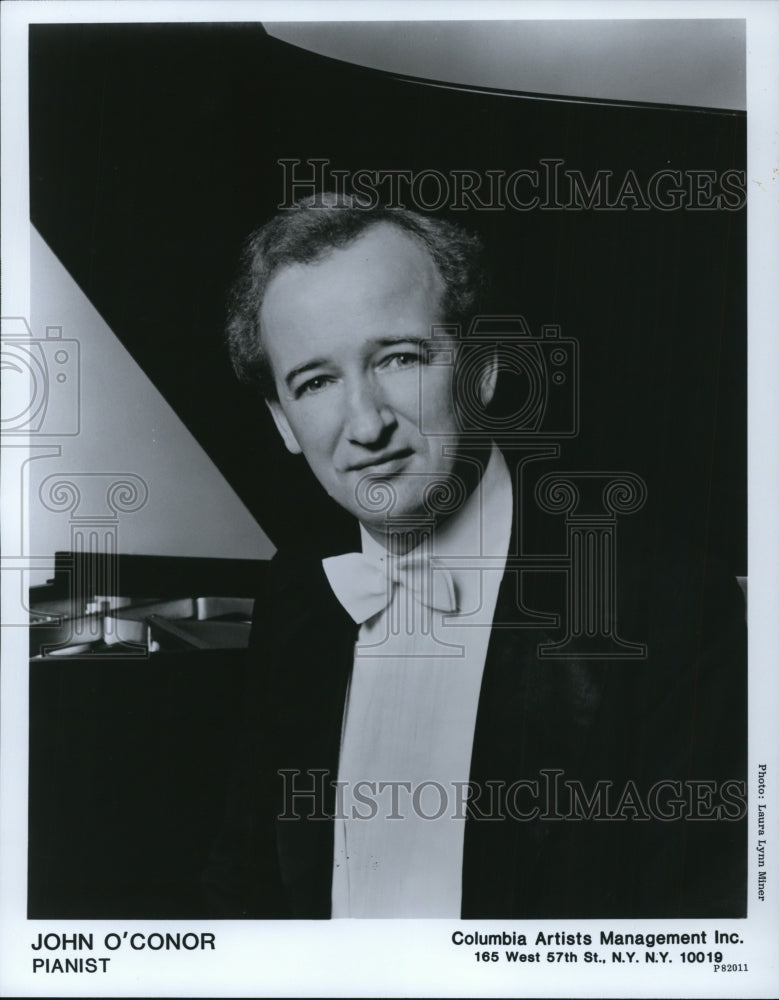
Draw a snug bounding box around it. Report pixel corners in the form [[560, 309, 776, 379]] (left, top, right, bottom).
[[322, 550, 458, 625]]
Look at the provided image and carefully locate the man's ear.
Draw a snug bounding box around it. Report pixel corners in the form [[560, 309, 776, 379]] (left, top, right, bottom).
[[266, 399, 303, 455], [479, 347, 499, 408]]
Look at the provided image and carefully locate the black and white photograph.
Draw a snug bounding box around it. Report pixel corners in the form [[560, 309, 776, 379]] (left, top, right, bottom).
[[1, 1, 777, 996]]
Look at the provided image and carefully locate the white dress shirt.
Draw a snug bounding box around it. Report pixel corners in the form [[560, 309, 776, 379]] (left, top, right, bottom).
[[324, 445, 513, 917]]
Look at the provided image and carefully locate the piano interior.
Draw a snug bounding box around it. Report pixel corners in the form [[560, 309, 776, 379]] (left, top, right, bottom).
[[30, 551, 262, 658]]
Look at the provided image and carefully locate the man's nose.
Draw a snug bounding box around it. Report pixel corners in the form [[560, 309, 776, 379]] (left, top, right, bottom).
[[344, 377, 397, 447]]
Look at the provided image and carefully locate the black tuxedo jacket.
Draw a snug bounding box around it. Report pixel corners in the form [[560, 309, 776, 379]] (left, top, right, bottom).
[[204, 513, 746, 919]]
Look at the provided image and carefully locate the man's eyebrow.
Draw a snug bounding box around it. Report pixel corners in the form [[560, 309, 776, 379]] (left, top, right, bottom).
[[373, 336, 428, 347]]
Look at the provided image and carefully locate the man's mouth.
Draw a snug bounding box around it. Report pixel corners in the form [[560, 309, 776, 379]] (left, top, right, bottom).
[[349, 448, 414, 472]]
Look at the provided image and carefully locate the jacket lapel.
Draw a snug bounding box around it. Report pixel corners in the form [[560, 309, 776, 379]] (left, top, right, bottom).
[[462, 545, 609, 917]]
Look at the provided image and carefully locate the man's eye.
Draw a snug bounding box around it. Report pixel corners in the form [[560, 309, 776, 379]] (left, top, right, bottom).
[[380, 352, 421, 370], [296, 375, 332, 398]]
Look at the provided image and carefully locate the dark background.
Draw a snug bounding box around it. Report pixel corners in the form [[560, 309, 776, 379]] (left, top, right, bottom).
[[29, 21, 746, 569], [27, 22, 746, 917]]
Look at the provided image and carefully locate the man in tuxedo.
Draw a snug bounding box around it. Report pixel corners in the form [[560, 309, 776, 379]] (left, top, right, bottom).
[[205, 193, 746, 918]]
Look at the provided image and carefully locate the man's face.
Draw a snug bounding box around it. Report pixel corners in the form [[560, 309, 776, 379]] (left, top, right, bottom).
[[261, 223, 491, 537]]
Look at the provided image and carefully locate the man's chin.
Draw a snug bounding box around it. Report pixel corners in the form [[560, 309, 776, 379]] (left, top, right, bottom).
[[339, 473, 410, 525], [341, 470, 470, 533]]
